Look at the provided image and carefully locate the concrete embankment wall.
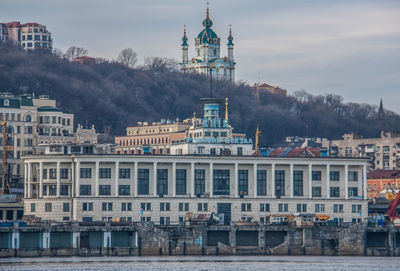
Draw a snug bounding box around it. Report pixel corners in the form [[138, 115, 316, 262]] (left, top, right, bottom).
[[1, 222, 400, 257]]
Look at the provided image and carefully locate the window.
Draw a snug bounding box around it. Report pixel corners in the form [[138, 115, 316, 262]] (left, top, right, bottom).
[[275, 170, 285, 197], [330, 171, 340, 181], [119, 168, 130, 178], [141, 202, 151, 211], [122, 202, 132, 211], [352, 204, 362, 213], [82, 202, 93, 211], [49, 185, 56, 196], [119, 185, 130, 195], [296, 203, 307, 212], [312, 187, 322, 197], [333, 204, 344, 213], [160, 202, 170, 211], [102, 202, 113, 211], [312, 171, 321, 181], [293, 170, 303, 196], [80, 168, 92, 178], [138, 169, 150, 195], [348, 171, 358, 182], [157, 169, 168, 195], [60, 168, 69, 179], [315, 204, 325, 212], [49, 168, 57, 179], [383, 146, 390, 152], [237, 147, 243, 156], [24, 126, 33, 134], [99, 168, 111, 178], [241, 203, 251, 212], [82, 217, 93, 222], [60, 185, 68, 196], [80, 185, 91, 196], [176, 169, 187, 195], [213, 169, 230, 195], [45, 203, 52, 212], [238, 170, 248, 196], [257, 170, 267, 196], [278, 203, 288, 212], [43, 169, 48, 179], [348, 187, 358, 197], [31, 203, 35, 212], [195, 169, 205, 196], [330, 187, 340, 197], [63, 203, 70, 212], [99, 185, 111, 195]]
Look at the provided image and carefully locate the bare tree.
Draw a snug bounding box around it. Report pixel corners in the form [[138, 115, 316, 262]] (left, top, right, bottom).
[[65, 46, 88, 61], [144, 56, 178, 72], [117, 48, 138, 68], [52, 48, 65, 59]]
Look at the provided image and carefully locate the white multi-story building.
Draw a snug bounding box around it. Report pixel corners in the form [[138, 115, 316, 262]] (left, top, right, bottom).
[[180, 6, 235, 82], [1, 21, 52, 50], [22, 153, 368, 224]]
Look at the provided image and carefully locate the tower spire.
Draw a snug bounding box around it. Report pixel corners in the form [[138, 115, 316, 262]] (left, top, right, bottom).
[[224, 97, 229, 127]]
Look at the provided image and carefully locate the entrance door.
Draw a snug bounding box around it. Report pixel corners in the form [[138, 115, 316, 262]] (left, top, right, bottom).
[[217, 203, 231, 225]]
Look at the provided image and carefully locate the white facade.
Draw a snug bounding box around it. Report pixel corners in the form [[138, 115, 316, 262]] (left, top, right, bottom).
[[23, 154, 368, 224]]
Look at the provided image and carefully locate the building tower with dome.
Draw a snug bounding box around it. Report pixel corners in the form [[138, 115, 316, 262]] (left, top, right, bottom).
[[180, 6, 235, 82]]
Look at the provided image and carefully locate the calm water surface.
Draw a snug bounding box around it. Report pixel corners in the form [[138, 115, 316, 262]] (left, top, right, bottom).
[[0, 256, 399, 271]]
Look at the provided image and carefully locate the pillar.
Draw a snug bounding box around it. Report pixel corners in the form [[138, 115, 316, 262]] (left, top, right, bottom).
[[326, 164, 331, 199], [115, 161, 119, 196], [153, 162, 157, 196], [344, 164, 349, 199], [271, 163, 276, 198], [172, 162, 176, 197], [72, 232, 80, 248], [27, 162, 31, 198], [289, 163, 294, 198], [24, 163, 28, 198], [39, 162, 43, 198], [71, 162, 75, 197], [95, 161, 99, 197], [308, 164, 312, 199], [133, 161, 138, 197], [363, 165, 367, 200], [75, 161, 80, 197], [234, 163, 238, 197], [190, 162, 195, 197], [11, 232, 19, 249], [103, 231, 111, 248], [56, 161, 60, 197], [209, 163, 213, 197], [42, 232, 50, 249], [253, 163, 257, 198]]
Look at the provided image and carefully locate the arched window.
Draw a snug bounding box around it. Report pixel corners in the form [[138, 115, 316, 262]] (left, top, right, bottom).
[[25, 114, 32, 122]]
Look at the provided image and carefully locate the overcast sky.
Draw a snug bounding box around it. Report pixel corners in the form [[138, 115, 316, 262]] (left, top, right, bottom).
[[2, 0, 400, 111]]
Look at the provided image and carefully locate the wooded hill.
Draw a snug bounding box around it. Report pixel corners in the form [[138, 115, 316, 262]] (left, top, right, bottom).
[[0, 42, 399, 146]]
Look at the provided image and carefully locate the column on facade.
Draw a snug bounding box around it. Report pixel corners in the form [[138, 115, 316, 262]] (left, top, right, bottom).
[[75, 161, 80, 197], [252, 163, 257, 198], [39, 162, 43, 198], [308, 164, 312, 199], [289, 163, 294, 198], [271, 163, 275, 198], [24, 163, 27, 198], [95, 161, 99, 197], [27, 162, 31, 198], [190, 162, 195, 197], [344, 164, 349, 199], [209, 162, 213, 197], [326, 164, 330, 199], [71, 161, 75, 197], [234, 163, 238, 198], [363, 165, 367, 200], [133, 161, 138, 197], [153, 162, 157, 196], [172, 162, 176, 197], [115, 161, 119, 196], [56, 161, 60, 197]]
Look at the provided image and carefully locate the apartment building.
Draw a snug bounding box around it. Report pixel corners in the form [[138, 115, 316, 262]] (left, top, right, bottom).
[[2, 21, 52, 50], [322, 132, 400, 170]]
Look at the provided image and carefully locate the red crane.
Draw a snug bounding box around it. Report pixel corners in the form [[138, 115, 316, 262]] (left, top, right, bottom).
[[387, 191, 400, 219]]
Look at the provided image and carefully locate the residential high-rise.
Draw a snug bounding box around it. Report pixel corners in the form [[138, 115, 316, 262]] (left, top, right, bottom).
[[2, 21, 52, 50]]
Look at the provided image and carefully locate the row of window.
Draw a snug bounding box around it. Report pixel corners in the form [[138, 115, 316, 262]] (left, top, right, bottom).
[[120, 137, 169, 146], [39, 116, 71, 125], [21, 42, 50, 48], [0, 112, 32, 122], [21, 34, 49, 41]]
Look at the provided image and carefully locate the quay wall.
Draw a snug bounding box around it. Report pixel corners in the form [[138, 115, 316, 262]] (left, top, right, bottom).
[[0, 222, 399, 257]]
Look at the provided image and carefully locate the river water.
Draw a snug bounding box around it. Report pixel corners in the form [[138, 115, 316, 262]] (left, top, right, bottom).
[[0, 256, 399, 271]]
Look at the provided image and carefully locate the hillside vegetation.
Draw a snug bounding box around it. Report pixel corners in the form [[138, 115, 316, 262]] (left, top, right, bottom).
[[0, 42, 399, 146]]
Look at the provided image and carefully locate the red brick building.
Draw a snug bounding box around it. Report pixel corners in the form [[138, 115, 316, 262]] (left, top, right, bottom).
[[367, 169, 400, 199]]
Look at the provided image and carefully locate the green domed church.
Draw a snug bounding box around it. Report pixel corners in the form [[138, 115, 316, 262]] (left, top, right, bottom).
[[180, 6, 235, 82]]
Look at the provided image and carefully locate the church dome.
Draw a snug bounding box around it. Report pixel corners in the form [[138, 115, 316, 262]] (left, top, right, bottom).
[[196, 7, 219, 44]]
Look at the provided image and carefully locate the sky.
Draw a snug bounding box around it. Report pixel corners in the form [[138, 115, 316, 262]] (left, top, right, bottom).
[[1, 0, 400, 111]]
